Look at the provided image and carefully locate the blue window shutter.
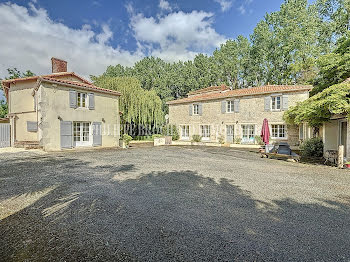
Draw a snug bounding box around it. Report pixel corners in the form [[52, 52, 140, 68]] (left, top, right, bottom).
[[88, 93, 95, 110], [282, 95, 289, 110], [234, 99, 240, 113], [264, 96, 271, 111], [189, 104, 193, 116], [27, 121, 38, 132], [60, 121, 73, 149], [221, 101, 226, 114], [92, 122, 102, 146], [69, 90, 77, 108], [199, 104, 203, 116]]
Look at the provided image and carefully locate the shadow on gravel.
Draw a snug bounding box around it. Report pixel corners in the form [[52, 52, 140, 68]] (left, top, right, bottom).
[[0, 155, 349, 261]]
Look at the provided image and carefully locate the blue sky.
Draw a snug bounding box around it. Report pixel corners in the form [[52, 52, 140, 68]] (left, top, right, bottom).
[[0, 0, 286, 100]]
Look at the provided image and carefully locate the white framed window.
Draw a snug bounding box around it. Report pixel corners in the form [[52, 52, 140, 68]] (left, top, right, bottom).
[[242, 124, 255, 143], [181, 125, 190, 139], [227, 101, 234, 113], [77, 92, 87, 108], [271, 96, 281, 110], [193, 104, 199, 115], [271, 124, 286, 138], [201, 125, 210, 139]]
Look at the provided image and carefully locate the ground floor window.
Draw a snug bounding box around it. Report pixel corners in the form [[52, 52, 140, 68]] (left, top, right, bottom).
[[272, 124, 286, 138], [73, 122, 90, 144], [242, 124, 255, 143], [181, 125, 189, 139], [201, 125, 210, 139]]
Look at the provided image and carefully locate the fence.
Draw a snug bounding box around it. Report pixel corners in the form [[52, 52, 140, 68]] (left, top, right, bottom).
[[0, 123, 10, 148]]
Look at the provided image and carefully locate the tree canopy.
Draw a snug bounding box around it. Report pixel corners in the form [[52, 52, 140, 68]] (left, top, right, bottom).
[[93, 0, 349, 113], [92, 76, 164, 125], [284, 81, 350, 127]]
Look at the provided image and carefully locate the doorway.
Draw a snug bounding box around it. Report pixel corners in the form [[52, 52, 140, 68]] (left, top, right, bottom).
[[73, 122, 91, 147]]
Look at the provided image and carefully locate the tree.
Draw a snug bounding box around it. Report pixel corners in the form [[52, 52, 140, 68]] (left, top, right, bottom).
[[92, 76, 164, 125], [311, 32, 350, 95], [0, 100, 7, 118]]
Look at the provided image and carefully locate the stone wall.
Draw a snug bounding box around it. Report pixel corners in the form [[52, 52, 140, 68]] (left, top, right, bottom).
[[169, 91, 309, 146]]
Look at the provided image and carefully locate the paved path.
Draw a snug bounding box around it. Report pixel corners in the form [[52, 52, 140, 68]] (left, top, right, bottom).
[[0, 146, 349, 261]]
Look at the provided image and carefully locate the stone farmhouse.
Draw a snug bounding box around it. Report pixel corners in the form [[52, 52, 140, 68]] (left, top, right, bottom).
[[167, 84, 313, 146]]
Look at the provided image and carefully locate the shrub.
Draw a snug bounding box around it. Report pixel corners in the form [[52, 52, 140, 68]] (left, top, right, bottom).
[[299, 137, 324, 157], [122, 134, 133, 145], [192, 135, 202, 142], [254, 135, 264, 145], [234, 137, 242, 144], [218, 134, 225, 144], [133, 135, 153, 141], [152, 134, 163, 140], [162, 125, 179, 141]]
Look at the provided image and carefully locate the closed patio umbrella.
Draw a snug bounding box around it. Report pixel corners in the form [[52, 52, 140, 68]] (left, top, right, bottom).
[[261, 118, 270, 145]]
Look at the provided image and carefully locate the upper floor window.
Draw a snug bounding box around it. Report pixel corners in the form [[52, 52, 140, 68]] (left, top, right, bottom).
[[193, 104, 199, 115], [227, 101, 234, 113], [272, 124, 286, 138], [77, 92, 87, 108], [271, 96, 281, 110]]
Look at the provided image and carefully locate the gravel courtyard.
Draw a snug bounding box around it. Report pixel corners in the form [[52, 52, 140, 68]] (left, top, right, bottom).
[[0, 146, 349, 261]]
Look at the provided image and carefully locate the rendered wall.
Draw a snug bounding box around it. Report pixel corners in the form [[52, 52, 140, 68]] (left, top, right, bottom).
[[38, 83, 120, 151]]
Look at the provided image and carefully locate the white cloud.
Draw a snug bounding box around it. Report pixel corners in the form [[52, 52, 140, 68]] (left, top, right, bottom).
[[0, 2, 143, 79], [238, 5, 246, 14], [0, 2, 227, 82], [129, 10, 226, 62], [159, 0, 172, 12], [214, 0, 233, 12], [238, 0, 253, 15]]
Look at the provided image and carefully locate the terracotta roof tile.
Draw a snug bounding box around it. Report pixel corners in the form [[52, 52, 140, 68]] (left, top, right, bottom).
[[39, 77, 121, 96], [1, 72, 92, 85], [167, 85, 312, 105], [188, 84, 230, 96]]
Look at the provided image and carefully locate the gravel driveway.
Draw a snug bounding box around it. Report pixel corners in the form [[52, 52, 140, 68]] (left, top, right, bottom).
[[0, 146, 349, 261]]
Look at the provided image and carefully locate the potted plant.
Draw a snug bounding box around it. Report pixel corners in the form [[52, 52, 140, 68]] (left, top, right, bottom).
[[120, 134, 133, 148], [344, 162, 350, 168]]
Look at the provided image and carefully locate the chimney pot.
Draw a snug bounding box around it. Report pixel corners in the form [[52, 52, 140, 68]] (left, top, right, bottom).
[[51, 57, 67, 73]]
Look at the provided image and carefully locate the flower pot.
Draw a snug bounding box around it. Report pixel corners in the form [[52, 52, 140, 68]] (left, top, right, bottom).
[[345, 163, 350, 168]]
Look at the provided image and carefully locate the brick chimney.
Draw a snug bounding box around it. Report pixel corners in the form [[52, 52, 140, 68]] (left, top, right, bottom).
[[51, 57, 67, 73]]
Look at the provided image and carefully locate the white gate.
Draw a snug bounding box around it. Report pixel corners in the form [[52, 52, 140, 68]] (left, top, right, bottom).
[[0, 123, 10, 148]]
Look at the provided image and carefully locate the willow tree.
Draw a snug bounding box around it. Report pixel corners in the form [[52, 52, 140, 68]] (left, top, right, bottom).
[[92, 76, 164, 125]]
